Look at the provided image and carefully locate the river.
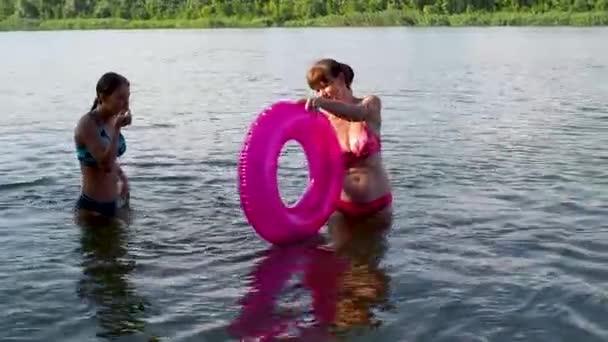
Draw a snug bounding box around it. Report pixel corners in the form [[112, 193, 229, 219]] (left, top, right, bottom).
[[0, 27, 607, 341]]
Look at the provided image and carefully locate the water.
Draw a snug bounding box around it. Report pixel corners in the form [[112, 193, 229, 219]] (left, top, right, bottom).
[[1, 27, 607, 341]]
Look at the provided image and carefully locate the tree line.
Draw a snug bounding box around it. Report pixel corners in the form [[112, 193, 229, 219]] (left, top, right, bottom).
[[1, 0, 606, 22]]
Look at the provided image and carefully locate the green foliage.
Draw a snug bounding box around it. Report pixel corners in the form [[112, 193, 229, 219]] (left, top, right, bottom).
[[0, 0, 606, 28]]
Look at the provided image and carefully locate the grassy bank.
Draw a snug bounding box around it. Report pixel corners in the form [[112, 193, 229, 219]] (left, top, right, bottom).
[[1, 10, 608, 31]]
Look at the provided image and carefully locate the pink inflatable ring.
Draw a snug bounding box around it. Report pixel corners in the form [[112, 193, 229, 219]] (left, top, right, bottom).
[[238, 101, 343, 245]]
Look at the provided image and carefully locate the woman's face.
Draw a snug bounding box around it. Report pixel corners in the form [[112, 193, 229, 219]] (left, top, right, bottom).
[[101, 84, 130, 115], [315, 74, 347, 101]]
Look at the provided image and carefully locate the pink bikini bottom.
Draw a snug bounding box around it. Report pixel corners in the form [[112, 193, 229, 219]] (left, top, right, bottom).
[[335, 193, 393, 218]]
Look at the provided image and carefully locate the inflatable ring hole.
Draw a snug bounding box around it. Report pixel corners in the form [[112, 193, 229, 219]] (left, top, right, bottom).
[[278, 140, 310, 207]]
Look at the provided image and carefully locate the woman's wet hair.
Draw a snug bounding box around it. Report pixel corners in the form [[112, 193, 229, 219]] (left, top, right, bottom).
[[90, 72, 130, 111], [306, 58, 355, 90]]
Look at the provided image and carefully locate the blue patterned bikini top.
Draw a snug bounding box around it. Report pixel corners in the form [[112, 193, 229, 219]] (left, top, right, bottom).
[[75, 121, 126, 167]]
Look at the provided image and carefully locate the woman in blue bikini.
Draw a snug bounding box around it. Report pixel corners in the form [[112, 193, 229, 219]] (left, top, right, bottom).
[[74, 72, 132, 218]]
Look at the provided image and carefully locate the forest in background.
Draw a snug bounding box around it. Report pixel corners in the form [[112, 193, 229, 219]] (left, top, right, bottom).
[[1, 0, 607, 29]]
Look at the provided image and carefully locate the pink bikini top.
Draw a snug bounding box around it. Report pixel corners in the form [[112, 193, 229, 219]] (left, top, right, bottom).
[[341, 124, 381, 166]]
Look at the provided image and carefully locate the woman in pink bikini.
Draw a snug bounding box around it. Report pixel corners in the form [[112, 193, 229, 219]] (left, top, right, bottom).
[[303, 58, 393, 229], [302, 58, 393, 332]]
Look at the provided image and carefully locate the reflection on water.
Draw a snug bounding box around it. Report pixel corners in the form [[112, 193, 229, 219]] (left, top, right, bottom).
[[229, 212, 393, 341], [328, 211, 393, 334], [75, 213, 151, 340]]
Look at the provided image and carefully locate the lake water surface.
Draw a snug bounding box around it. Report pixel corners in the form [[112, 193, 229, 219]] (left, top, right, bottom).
[[1, 27, 607, 341]]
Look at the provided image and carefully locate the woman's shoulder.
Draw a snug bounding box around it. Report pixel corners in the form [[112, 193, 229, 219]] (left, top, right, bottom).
[[361, 95, 381, 109], [75, 112, 97, 136], [360, 95, 382, 125]]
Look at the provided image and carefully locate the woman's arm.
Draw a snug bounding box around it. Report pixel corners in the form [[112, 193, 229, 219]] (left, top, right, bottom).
[[313, 95, 382, 123], [116, 163, 128, 183], [115, 162, 130, 198], [76, 116, 121, 171]]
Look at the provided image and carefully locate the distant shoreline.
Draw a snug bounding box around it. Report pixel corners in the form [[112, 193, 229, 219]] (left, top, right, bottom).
[[1, 11, 607, 32]]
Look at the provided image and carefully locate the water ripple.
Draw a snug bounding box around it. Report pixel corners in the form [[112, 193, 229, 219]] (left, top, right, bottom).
[[1, 27, 608, 342]]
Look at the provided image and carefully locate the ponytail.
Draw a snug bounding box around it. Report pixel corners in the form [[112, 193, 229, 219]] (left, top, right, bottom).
[[338, 63, 354, 89], [90, 97, 98, 111]]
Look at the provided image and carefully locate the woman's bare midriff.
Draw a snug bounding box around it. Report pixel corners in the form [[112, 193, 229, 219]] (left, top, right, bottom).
[[340, 154, 391, 203], [80, 166, 119, 201]]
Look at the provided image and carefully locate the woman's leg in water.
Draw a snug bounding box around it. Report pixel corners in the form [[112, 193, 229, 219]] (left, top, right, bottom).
[[328, 206, 392, 250], [74, 204, 151, 338], [325, 206, 393, 331]]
